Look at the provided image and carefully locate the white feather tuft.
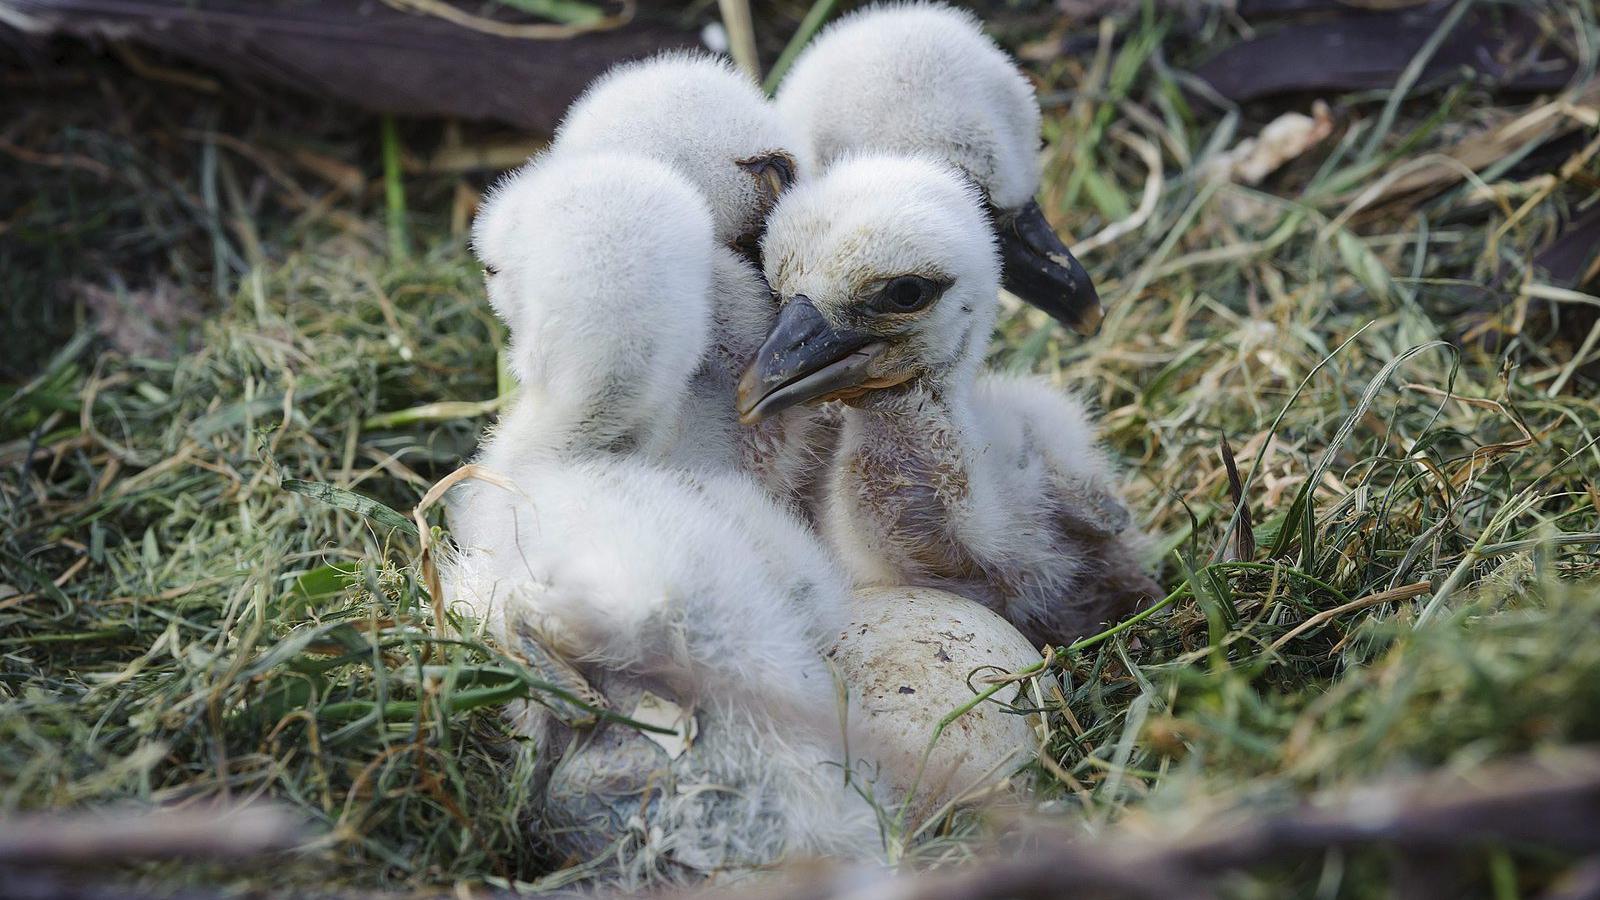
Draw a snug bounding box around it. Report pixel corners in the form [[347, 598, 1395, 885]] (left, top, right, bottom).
[[471, 151, 714, 457], [775, 2, 1042, 209], [555, 52, 809, 245]]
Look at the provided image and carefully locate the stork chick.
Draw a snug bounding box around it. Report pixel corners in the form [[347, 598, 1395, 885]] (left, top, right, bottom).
[[737, 155, 1158, 647], [775, 2, 1103, 334], [454, 152, 880, 878], [471, 150, 712, 463], [547, 52, 823, 504]]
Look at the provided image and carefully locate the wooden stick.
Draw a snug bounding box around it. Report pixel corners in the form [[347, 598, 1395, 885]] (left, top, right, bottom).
[[717, 0, 760, 81], [0, 805, 302, 866], [662, 749, 1600, 900]]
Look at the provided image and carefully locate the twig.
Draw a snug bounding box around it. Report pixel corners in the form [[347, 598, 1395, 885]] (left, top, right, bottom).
[[1167, 750, 1600, 866], [1071, 126, 1163, 256], [718, 0, 760, 81], [0, 137, 113, 179], [668, 749, 1600, 900], [0, 805, 303, 866], [378, 0, 634, 39], [1268, 580, 1432, 652], [763, 0, 838, 94]]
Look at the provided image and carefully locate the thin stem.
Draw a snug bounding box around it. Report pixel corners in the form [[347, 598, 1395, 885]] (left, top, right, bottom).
[[381, 115, 407, 261], [763, 0, 838, 94]]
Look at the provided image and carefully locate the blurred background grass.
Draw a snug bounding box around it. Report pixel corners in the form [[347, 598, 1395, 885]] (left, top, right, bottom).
[[2, 0, 1598, 894]]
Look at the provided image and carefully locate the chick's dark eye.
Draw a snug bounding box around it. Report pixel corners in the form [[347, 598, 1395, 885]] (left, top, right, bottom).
[[482, 264, 499, 278], [878, 275, 938, 313]]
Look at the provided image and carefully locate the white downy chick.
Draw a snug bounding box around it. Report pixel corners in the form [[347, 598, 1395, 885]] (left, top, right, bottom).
[[453, 152, 880, 881], [775, 2, 1104, 334], [738, 154, 1159, 647]]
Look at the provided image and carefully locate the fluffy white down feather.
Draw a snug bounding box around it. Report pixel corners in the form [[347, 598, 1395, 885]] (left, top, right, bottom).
[[540, 53, 826, 506], [472, 151, 713, 457], [449, 459, 880, 879], [555, 51, 809, 246], [775, 2, 1041, 208], [449, 458, 847, 720]]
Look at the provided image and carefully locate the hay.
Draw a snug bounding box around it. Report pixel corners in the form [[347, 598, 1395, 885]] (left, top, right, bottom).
[[2, 2, 1598, 894]]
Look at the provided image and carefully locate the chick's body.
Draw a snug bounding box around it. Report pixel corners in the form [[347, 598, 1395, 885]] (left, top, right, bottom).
[[744, 155, 1157, 647], [452, 152, 879, 880], [450, 457, 876, 876], [824, 374, 1156, 644]]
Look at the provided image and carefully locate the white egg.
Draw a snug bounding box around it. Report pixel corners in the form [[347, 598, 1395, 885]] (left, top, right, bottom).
[[828, 586, 1044, 809]]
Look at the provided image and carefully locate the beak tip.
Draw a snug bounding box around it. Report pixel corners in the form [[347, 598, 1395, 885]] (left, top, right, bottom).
[[999, 201, 1108, 340], [1072, 301, 1106, 336], [735, 298, 882, 425]]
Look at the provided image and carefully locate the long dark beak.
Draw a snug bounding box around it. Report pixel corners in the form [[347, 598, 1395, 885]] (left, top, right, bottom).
[[736, 297, 884, 424], [996, 200, 1104, 335]]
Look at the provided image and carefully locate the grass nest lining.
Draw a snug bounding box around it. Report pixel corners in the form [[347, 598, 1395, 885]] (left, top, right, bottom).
[[3, 2, 1600, 895]]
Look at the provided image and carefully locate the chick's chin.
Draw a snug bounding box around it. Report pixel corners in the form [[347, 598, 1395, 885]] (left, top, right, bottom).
[[829, 370, 921, 409], [829, 344, 930, 408]]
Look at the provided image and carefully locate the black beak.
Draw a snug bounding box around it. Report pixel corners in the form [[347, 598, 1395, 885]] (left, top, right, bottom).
[[736, 297, 885, 424], [996, 200, 1104, 335]]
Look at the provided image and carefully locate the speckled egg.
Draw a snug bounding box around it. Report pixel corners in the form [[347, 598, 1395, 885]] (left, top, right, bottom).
[[828, 586, 1044, 807]]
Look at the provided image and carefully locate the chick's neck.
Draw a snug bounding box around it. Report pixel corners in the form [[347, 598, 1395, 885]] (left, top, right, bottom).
[[837, 378, 978, 501]]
